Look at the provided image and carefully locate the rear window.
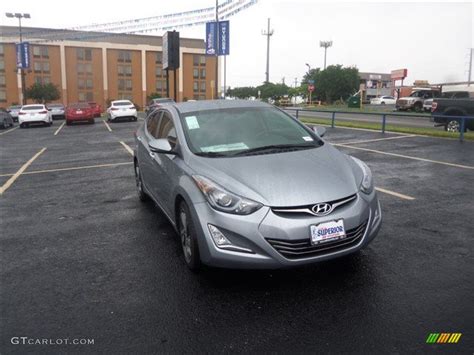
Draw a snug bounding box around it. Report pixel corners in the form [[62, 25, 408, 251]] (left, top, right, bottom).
[[49, 104, 64, 108], [113, 101, 133, 106], [22, 105, 44, 110], [69, 103, 90, 109], [9, 105, 22, 109]]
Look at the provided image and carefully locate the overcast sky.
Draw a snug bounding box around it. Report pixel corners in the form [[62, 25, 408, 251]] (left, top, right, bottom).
[[1, 0, 472, 88]]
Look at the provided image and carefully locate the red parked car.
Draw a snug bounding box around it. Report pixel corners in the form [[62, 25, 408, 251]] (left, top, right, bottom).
[[65, 103, 95, 125], [88, 102, 102, 118]]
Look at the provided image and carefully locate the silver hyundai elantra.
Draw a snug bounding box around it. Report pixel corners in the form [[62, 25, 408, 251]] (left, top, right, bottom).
[[134, 100, 382, 270]]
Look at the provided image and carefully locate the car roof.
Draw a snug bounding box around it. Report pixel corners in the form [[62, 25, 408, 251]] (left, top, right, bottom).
[[172, 99, 272, 114]]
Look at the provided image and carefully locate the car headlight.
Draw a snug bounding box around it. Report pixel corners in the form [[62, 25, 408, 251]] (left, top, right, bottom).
[[192, 175, 263, 215], [351, 157, 374, 194]]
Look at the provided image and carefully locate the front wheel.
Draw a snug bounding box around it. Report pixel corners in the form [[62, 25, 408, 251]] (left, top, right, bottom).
[[178, 202, 201, 271], [445, 119, 465, 133], [1, 119, 7, 129], [134, 163, 148, 202]]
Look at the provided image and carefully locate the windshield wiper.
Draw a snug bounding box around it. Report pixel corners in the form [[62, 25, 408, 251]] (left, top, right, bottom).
[[231, 143, 316, 156], [195, 151, 228, 157]]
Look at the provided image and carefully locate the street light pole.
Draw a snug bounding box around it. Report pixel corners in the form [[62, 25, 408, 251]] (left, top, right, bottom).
[[262, 18, 274, 83], [6, 12, 31, 105], [319, 40, 333, 70]]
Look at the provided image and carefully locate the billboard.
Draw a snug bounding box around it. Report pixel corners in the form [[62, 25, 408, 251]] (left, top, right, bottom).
[[162, 31, 180, 70], [16, 42, 30, 69], [391, 69, 407, 80], [206, 21, 230, 56], [218, 21, 230, 56], [206, 22, 217, 55]]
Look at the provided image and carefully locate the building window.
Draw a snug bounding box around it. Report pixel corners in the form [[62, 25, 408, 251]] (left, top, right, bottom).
[[118, 79, 132, 91], [155, 80, 167, 91], [155, 52, 162, 64], [78, 78, 93, 90], [155, 67, 163, 77], [0, 75, 5, 87], [193, 81, 198, 92], [118, 50, 132, 63], [77, 63, 92, 75], [0, 60, 4, 72], [200, 68, 206, 79], [118, 65, 132, 76], [77, 48, 92, 61], [0, 45, 4, 57], [34, 61, 49, 74], [118, 93, 133, 101], [200, 81, 206, 92], [193, 68, 199, 79], [200, 56, 206, 66], [0, 89, 6, 102], [78, 92, 94, 102], [193, 55, 199, 66], [33, 46, 49, 58]]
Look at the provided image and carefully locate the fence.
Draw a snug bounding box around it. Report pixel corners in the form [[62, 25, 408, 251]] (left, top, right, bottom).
[[284, 108, 473, 142]]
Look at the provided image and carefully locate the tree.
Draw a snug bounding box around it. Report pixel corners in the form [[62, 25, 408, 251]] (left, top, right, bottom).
[[226, 86, 257, 99], [25, 83, 61, 103], [301, 65, 359, 103], [256, 82, 289, 101], [146, 92, 162, 102]]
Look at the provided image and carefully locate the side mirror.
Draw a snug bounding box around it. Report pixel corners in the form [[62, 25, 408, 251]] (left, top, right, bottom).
[[149, 138, 177, 155], [313, 126, 326, 137]]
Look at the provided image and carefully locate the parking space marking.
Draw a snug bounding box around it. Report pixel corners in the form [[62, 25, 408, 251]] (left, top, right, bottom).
[[120, 141, 134, 156], [0, 161, 133, 178], [53, 121, 66, 136], [103, 120, 112, 132], [0, 126, 19, 136], [0, 147, 47, 195], [375, 187, 415, 201], [333, 144, 474, 170], [138, 117, 145, 121], [339, 134, 417, 145]]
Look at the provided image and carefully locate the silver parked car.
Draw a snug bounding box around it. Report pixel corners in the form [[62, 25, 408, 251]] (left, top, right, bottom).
[[48, 103, 65, 119], [7, 105, 22, 122], [134, 100, 382, 270], [0, 108, 14, 129]]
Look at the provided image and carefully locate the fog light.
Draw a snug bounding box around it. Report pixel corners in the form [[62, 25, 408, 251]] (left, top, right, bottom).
[[208, 224, 232, 246]]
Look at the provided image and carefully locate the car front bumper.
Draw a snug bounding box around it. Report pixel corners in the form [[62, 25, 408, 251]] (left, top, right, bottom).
[[191, 191, 382, 269]]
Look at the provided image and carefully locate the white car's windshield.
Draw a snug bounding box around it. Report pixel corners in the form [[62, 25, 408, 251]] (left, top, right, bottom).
[[181, 107, 322, 156]]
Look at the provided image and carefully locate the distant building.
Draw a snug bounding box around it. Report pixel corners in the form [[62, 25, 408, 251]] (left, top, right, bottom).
[[0, 26, 220, 108], [359, 72, 393, 100]]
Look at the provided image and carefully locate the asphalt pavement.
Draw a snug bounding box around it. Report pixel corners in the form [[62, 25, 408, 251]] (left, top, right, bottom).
[[1, 118, 473, 353]]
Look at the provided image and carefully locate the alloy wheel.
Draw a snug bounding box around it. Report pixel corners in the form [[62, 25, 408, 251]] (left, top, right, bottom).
[[179, 210, 192, 264], [446, 120, 460, 133]]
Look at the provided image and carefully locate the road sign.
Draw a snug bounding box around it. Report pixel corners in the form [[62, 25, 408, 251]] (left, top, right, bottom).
[[162, 31, 180, 70], [391, 69, 407, 80], [16, 42, 30, 69], [308, 84, 315, 92]]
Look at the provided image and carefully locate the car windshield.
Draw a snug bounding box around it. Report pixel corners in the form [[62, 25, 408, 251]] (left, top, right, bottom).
[[114, 101, 133, 106], [180, 107, 323, 156], [22, 105, 44, 110]]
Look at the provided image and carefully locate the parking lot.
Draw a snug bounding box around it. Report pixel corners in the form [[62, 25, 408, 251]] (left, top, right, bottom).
[[1, 117, 473, 352]]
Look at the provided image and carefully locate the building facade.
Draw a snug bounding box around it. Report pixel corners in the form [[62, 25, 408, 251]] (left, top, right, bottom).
[[359, 72, 393, 100], [0, 26, 219, 108]]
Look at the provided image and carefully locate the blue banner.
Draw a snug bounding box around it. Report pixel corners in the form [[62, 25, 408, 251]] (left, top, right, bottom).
[[16, 42, 30, 69], [218, 21, 230, 56], [205, 22, 217, 55]]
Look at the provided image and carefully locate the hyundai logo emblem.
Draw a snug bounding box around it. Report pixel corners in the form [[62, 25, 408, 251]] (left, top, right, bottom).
[[312, 203, 333, 216]]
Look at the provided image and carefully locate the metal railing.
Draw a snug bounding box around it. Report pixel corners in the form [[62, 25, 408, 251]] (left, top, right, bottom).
[[284, 107, 473, 142]]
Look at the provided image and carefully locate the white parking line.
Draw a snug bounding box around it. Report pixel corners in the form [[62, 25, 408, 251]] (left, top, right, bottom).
[[338, 134, 417, 145], [0, 126, 19, 136], [0, 161, 133, 178], [120, 141, 134, 156], [0, 147, 47, 195], [333, 144, 474, 170], [138, 117, 145, 121], [53, 121, 66, 136], [103, 120, 112, 132], [375, 187, 415, 201]]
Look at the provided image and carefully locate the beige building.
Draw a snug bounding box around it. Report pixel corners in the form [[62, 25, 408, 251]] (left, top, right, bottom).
[[0, 26, 220, 108]]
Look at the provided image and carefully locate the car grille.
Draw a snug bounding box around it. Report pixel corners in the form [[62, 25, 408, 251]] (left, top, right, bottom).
[[265, 219, 368, 260], [271, 194, 357, 217], [397, 99, 408, 105]]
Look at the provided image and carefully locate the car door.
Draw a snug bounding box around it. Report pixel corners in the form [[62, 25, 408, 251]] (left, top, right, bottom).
[[148, 110, 181, 217], [137, 110, 162, 199]]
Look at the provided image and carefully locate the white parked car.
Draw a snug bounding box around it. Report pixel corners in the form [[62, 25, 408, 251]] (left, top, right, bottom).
[[18, 104, 53, 128], [370, 96, 396, 105], [107, 100, 138, 122]]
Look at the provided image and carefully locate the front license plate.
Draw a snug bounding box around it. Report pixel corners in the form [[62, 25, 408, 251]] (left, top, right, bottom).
[[310, 219, 346, 245]]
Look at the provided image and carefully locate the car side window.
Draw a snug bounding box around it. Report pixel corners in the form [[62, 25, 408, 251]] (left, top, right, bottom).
[[157, 111, 178, 149], [146, 111, 162, 138]]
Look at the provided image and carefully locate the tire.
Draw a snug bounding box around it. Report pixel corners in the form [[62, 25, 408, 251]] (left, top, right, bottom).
[[134, 163, 148, 202], [89, 119, 95, 124], [66, 120, 71, 126], [414, 103, 422, 112], [133, 117, 138, 122], [1, 119, 7, 129], [381, 101, 385, 105], [20, 123, 25, 128], [445, 119, 465, 133], [178, 202, 201, 271]]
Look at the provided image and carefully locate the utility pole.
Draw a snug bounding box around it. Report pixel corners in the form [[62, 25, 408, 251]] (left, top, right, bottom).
[[320, 40, 333, 70], [262, 18, 274, 83], [294, 77, 298, 87], [468, 48, 473, 86], [215, 0, 219, 99]]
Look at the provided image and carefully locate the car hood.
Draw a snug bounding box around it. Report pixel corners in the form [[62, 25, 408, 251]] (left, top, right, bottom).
[[188, 143, 360, 207]]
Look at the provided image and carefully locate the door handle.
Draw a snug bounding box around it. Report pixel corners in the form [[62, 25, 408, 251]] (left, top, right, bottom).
[[149, 152, 155, 158]]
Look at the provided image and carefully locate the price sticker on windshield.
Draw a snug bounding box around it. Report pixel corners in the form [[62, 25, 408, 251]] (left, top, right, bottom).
[[185, 116, 200, 130]]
